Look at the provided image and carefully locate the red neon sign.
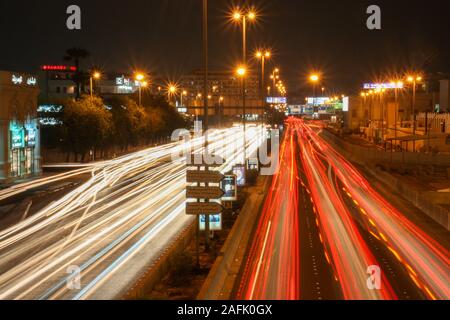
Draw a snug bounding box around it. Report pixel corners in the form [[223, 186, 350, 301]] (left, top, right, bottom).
[[41, 65, 77, 72]]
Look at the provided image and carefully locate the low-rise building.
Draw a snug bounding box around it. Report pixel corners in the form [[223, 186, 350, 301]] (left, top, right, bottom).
[[0, 71, 41, 182]]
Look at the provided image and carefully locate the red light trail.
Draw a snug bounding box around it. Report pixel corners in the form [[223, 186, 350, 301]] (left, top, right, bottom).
[[238, 118, 449, 300]]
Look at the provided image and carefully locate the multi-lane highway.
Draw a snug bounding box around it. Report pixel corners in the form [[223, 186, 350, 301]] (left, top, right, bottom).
[[0, 126, 263, 300], [238, 118, 449, 300]]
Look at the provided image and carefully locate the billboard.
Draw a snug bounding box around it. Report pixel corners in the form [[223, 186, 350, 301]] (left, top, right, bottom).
[[343, 96, 349, 112], [363, 83, 404, 90], [266, 97, 287, 104], [199, 214, 222, 231], [288, 105, 302, 115], [307, 97, 329, 106], [221, 175, 238, 201]]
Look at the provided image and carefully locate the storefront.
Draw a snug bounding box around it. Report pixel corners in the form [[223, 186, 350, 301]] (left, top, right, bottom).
[[8, 120, 39, 178], [0, 71, 41, 182]]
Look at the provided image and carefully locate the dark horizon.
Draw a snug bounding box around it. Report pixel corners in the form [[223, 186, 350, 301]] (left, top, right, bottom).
[[1, 0, 449, 95]]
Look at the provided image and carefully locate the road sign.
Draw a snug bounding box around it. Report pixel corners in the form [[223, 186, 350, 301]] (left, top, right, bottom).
[[186, 202, 223, 215], [199, 214, 222, 231], [186, 154, 226, 167], [187, 170, 225, 184], [221, 175, 238, 201], [233, 165, 246, 186], [187, 186, 225, 199]]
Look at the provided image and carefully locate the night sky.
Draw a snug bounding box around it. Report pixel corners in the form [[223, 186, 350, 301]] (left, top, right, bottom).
[[0, 0, 449, 95]]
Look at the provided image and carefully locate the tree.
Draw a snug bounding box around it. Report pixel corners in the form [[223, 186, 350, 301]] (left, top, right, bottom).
[[64, 47, 90, 99], [107, 96, 148, 150], [139, 93, 187, 136], [61, 95, 112, 162]]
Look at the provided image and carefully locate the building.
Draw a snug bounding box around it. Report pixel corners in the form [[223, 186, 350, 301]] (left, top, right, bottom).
[[38, 65, 78, 100], [179, 70, 264, 118], [0, 71, 41, 181], [38, 65, 141, 101], [346, 81, 450, 152]]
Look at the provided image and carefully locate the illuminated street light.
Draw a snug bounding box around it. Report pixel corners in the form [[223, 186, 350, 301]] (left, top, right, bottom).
[[406, 74, 424, 149], [135, 73, 145, 82], [134, 73, 147, 106], [90, 71, 101, 98], [309, 73, 321, 106], [231, 8, 259, 167], [310, 74, 320, 82], [169, 85, 177, 94], [236, 66, 247, 77]]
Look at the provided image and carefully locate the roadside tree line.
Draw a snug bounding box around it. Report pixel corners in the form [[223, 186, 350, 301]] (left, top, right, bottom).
[[41, 93, 187, 162]]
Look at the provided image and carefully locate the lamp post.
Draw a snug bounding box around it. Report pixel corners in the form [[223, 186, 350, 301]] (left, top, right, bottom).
[[181, 90, 187, 108], [236, 66, 247, 165], [309, 74, 320, 106], [168, 85, 177, 105], [233, 9, 256, 165], [407, 75, 422, 152], [270, 68, 279, 93], [135, 73, 145, 106], [392, 81, 403, 148], [90, 71, 101, 98], [256, 50, 271, 120], [219, 96, 224, 127]]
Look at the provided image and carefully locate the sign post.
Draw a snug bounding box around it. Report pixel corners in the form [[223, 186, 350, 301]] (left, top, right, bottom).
[[186, 154, 225, 266]]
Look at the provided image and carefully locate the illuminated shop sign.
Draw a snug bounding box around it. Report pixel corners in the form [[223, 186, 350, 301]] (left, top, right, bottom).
[[12, 74, 37, 86], [27, 77, 37, 86], [41, 65, 77, 71], [266, 97, 287, 104], [116, 77, 137, 92], [10, 125, 25, 149], [25, 126, 37, 147], [363, 83, 404, 90], [38, 105, 63, 113], [12, 75, 23, 85]]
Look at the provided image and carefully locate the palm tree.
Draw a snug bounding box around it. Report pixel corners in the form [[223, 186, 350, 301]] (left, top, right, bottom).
[[64, 47, 90, 99]]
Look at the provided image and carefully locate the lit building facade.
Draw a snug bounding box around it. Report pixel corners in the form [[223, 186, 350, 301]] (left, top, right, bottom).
[[0, 71, 41, 181], [179, 70, 264, 117]]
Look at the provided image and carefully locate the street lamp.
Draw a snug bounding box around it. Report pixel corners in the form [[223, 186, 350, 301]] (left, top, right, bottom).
[[256, 50, 271, 117], [232, 8, 256, 70], [309, 74, 320, 106], [135, 73, 146, 106], [168, 84, 178, 105], [181, 90, 188, 107], [406, 74, 423, 151], [236, 65, 247, 165], [233, 8, 257, 166], [270, 68, 280, 93], [90, 71, 101, 98]]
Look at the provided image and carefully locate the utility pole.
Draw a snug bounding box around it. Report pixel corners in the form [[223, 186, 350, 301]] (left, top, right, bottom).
[[202, 0, 210, 252], [242, 15, 247, 167]]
